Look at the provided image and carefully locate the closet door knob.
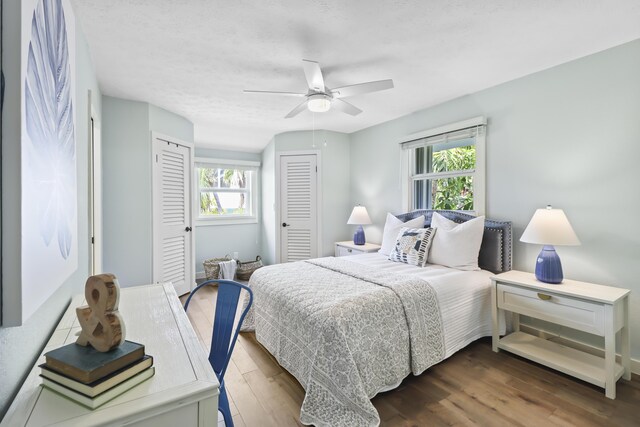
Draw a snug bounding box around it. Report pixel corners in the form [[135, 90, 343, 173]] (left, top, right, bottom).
[[282, 223, 290, 227], [185, 226, 192, 232]]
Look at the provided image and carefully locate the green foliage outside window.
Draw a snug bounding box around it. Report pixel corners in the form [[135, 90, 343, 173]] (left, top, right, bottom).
[[199, 168, 248, 215], [431, 146, 475, 210], [199, 168, 219, 215]]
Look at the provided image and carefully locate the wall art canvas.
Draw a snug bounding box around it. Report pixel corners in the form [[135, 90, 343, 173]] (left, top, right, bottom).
[[21, 0, 77, 321]]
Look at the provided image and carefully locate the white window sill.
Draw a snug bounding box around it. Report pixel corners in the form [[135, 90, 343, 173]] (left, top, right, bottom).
[[196, 217, 258, 226]]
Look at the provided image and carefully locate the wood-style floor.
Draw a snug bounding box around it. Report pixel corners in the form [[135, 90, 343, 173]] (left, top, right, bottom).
[[181, 285, 640, 427]]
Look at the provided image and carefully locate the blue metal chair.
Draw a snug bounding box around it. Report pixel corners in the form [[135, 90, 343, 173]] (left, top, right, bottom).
[[183, 280, 253, 427]]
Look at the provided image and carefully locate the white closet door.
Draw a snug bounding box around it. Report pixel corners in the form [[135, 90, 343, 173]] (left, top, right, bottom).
[[280, 154, 318, 262], [153, 139, 193, 295]]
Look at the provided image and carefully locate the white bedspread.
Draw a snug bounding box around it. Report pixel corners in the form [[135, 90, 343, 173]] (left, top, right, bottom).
[[241, 254, 504, 426], [345, 253, 502, 359]]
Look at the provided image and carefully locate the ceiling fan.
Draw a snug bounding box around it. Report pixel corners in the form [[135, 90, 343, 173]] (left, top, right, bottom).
[[244, 59, 394, 118]]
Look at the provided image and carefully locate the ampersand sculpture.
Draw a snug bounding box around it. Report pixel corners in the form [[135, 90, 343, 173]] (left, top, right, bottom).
[[76, 274, 127, 352]]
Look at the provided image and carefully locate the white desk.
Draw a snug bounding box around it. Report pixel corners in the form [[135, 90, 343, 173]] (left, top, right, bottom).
[[1, 284, 219, 426]]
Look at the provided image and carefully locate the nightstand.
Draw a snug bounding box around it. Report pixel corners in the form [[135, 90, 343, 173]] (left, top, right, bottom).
[[334, 241, 381, 257], [491, 270, 630, 399]]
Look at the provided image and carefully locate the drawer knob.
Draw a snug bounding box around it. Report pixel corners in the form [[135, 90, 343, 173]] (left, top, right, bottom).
[[537, 293, 552, 301], [347, 249, 352, 252]]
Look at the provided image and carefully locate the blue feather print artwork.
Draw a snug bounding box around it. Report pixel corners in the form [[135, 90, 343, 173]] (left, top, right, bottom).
[[24, 0, 75, 260]]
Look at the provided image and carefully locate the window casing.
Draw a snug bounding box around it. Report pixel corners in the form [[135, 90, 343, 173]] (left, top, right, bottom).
[[401, 118, 486, 215], [195, 158, 260, 225]]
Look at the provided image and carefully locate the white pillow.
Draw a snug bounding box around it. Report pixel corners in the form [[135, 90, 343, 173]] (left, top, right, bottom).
[[378, 213, 426, 256], [427, 212, 485, 271]]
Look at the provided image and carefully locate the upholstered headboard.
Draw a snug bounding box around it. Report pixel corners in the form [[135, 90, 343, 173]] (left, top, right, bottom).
[[395, 210, 512, 274]]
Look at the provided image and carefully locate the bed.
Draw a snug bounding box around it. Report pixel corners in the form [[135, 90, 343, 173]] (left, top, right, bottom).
[[241, 210, 512, 427]]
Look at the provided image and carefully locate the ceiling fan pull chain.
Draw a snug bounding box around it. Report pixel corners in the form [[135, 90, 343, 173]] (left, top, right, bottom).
[[312, 112, 316, 148]]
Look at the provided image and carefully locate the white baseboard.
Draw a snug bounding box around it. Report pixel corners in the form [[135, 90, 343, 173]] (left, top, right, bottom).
[[519, 324, 639, 375]]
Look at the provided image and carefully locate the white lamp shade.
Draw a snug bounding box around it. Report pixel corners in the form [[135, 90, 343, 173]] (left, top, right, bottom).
[[347, 206, 372, 225], [520, 207, 580, 246]]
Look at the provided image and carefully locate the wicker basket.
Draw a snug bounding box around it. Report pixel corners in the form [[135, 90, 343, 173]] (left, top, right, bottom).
[[236, 256, 263, 281], [203, 255, 231, 280]]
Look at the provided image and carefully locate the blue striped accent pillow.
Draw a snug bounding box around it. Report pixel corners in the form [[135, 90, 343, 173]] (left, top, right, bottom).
[[389, 227, 435, 267]]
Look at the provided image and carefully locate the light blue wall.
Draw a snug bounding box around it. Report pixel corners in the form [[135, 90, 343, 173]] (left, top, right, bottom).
[[350, 39, 640, 358], [275, 131, 352, 257], [0, 9, 102, 417], [149, 104, 194, 143], [261, 131, 351, 263], [349, 120, 407, 243], [102, 97, 152, 286], [102, 97, 194, 287], [194, 148, 262, 275], [260, 140, 277, 265]]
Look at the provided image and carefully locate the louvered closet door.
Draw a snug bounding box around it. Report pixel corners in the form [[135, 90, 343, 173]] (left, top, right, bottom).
[[154, 140, 192, 295], [280, 154, 318, 262]]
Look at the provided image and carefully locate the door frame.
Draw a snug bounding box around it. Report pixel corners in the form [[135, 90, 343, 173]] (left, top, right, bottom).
[[151, 131, 195, 291], [275, 150, 322, 264], [87, 91, 102, 275]]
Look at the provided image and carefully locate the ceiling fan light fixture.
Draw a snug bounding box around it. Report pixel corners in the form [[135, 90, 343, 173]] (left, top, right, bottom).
[[245, 60, 393, 118], [307, 94, 331, 113]]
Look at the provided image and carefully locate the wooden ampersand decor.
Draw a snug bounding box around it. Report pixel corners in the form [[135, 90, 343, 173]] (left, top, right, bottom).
[[76, 274, 126, 352]]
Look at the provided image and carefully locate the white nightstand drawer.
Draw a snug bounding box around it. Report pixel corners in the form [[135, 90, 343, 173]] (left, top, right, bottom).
[[334, 241, 380, 257], [336, 246, 359, 256], [497, 284, 605, 335]]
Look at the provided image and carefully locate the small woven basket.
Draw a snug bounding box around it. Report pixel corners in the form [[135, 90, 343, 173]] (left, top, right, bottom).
[[203, 255, 231, 280], [236, 256, 263, 281]]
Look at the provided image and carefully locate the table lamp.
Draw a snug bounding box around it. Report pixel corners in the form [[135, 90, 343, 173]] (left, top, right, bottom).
[[347, 205, 372, 245], [520, 205, 580, 284]]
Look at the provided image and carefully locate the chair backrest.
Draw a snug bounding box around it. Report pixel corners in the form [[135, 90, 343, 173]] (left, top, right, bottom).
[[183, 280, 253, 381]]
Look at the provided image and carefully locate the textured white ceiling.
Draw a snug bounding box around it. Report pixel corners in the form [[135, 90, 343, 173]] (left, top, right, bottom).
[[72, 1, 640, 152]]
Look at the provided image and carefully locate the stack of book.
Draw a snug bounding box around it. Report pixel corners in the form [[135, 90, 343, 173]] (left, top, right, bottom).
[[40, 341, 154, 409]]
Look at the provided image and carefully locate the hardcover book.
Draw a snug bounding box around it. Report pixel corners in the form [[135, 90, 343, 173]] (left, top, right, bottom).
[[44, 340, 145, 384], [41, 367, 155, 409], [40, 355, 153, 397]]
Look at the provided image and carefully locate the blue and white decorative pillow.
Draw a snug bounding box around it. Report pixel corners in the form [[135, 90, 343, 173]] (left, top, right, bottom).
[[389, 227, 435, 267]]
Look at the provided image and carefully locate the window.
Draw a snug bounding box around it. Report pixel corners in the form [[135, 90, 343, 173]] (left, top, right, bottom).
[[401, 117, 486, 214], [195, 158, 260, 224]]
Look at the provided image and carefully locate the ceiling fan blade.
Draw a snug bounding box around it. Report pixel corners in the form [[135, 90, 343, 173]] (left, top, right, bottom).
[[331, 79, 394, 98], [285, 99, 309, 118], [332, 99, 363, 116], [302, 59, 325, 92], [243, 90, 306, 97]]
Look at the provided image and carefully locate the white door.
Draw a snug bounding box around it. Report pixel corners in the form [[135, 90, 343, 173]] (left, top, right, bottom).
[[279, 154, 319, 262], [152, 137, 193, 295]]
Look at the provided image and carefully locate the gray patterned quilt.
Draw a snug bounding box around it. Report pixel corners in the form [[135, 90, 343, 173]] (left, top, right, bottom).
[[241, 257, 445, 427]]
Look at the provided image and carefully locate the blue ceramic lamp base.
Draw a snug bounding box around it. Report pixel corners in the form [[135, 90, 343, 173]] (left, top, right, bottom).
[[353, 225, 366, 245], [535, 245, 564, 284]]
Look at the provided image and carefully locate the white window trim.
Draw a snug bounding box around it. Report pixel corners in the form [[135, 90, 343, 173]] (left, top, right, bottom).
[[194, 157, 261, 226], [400, 116, 486, 215]]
